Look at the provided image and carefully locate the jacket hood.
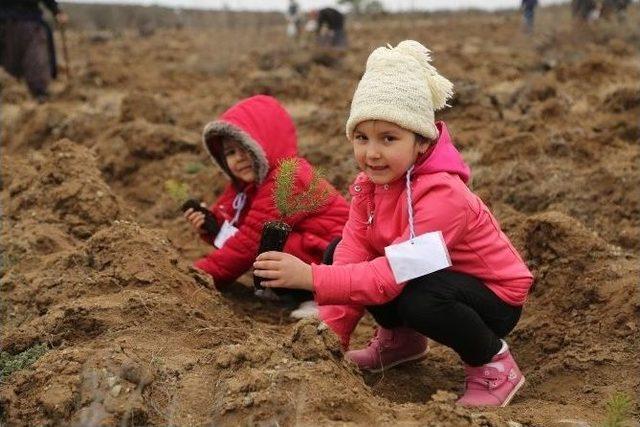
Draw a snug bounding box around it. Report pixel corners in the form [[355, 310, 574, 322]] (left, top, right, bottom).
[[414, 121, 470, 183], [202, 95, 298, 185]]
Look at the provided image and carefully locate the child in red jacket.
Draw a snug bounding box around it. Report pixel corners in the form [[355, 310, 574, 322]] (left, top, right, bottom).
[[184, 95, 349, 318], [253, 42, 533, 407]]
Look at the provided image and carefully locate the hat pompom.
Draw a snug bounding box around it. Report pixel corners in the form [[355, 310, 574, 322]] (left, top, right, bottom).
[[427, 73, 454, 110], [395, 40, 435, 72], [395, 40, 454, 110]]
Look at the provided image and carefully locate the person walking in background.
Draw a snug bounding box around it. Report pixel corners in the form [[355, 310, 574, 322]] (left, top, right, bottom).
[[521, 0, 538, 34], [571, 0, 598, 23], [285, 0, 303, 40], [0, 0, 68, 102], [600, 0, 631, 21], [308, 7, 348, 49]]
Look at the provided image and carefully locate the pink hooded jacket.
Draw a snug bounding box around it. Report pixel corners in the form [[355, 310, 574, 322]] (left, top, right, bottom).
[[313, 122, 533, 347]]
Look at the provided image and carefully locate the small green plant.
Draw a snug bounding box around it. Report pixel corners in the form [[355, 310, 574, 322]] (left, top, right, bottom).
[[273, 158, 330, 219], [164, 179, 190, 203], [150, 355, 165, 368], [0, 344, 48, 381], [184, 162, 204, 175], [254, 159, 331, 290], [603, 392, 633, 427]]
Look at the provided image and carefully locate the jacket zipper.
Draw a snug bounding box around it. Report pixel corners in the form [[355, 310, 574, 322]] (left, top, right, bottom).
[[367, 198, 374, 227]]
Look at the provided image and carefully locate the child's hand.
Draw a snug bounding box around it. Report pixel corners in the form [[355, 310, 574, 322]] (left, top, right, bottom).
[[253, 252, 314, 291], [183, 203, 207, 233]]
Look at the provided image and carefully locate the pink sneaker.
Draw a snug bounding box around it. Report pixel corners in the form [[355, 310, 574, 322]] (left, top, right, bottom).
[[345, 327, 428, 373], [457, 348, 525, 407]]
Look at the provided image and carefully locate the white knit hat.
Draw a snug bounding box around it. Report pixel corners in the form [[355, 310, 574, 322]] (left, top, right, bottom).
[[346, 40, 454, 141]]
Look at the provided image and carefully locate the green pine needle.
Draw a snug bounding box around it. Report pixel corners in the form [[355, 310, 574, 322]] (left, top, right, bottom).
[[273, 159, 330, 218], [603, 392, 633, 427]]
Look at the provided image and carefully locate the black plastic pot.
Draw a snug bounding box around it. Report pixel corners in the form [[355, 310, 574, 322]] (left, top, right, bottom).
[[253, 220, 292, 289], [181, 199, 219, 235]]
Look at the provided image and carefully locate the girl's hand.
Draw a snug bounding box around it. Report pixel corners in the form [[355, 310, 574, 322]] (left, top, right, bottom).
[[253, 252, 314, 291], [183, 203, 207, 233]]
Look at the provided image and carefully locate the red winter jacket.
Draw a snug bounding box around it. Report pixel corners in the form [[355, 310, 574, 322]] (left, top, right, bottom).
[[193, 95, 349, 286]]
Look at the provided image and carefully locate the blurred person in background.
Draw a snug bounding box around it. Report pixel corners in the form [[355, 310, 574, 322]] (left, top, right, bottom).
[[571, 0, 599, 22], [600, 0, 631, 21], [0, 0, 68, 102], [521, 0, 538, 34], [307, 7, 348, 49], [285, 0, 303, 40]]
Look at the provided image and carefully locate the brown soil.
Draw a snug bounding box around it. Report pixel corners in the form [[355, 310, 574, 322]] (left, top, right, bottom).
[[1, 5, 639, 426]]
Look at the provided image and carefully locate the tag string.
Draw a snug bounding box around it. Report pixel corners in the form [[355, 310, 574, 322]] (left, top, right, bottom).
[[231, 192, 246, 225], [405, 165, 416, 240]]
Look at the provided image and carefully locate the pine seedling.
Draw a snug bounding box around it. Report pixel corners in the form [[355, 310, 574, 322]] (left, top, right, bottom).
[[273, 158, 330, 219], [253, 158, 331, 290], [164, 179, 190, 204], [602, 392, 633, 427]]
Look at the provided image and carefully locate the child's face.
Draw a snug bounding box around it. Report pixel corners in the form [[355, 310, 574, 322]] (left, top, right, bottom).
[[223, 140, 256, 183], [352, 120, 429, 185]]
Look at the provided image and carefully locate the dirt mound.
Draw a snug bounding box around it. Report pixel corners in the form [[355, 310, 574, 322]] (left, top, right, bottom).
[[254, 47, 343, 75], [516, 211, 637, 360], [240, 68, 310, 99], [1, 219, 215, 424], [5, 105, 70, 152], [119, 92, 175, 124], [0, 140, 489, 426], [94, 120, 200, 182], [501, 211, 639, 424], [0, 223, 491, 426], [475, 152, 640, 250], [555, 52, 618, 83], [2, 139, 125, 240], [1, 219, 212, 350], [603, 85, 640, 113], [80, 57, 131, 88], [2, 101, 120, 154]]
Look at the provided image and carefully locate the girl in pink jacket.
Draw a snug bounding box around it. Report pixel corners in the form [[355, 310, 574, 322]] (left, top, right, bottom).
[[253, 41, 533, 407]]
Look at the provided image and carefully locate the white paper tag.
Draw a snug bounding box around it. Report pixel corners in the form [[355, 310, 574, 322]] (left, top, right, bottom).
[[213, 220, 239, 249], [384, 231, 452, 283]]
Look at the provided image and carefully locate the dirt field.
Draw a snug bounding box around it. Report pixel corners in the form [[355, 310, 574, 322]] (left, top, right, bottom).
[[1, 4, 638, 426]]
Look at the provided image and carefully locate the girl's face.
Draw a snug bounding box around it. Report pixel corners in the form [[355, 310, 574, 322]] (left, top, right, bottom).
[[352, 120, 429, 185], [223, 140, 256, 183]]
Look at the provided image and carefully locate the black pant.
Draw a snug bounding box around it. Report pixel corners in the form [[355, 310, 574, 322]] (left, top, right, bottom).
[[273, 288, 312, 304], [0, 19, 55, 97], [324, 239, 521, 366]]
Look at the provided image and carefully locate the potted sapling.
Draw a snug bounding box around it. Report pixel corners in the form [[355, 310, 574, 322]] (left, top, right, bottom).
[[253, 158, 330, 289]]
